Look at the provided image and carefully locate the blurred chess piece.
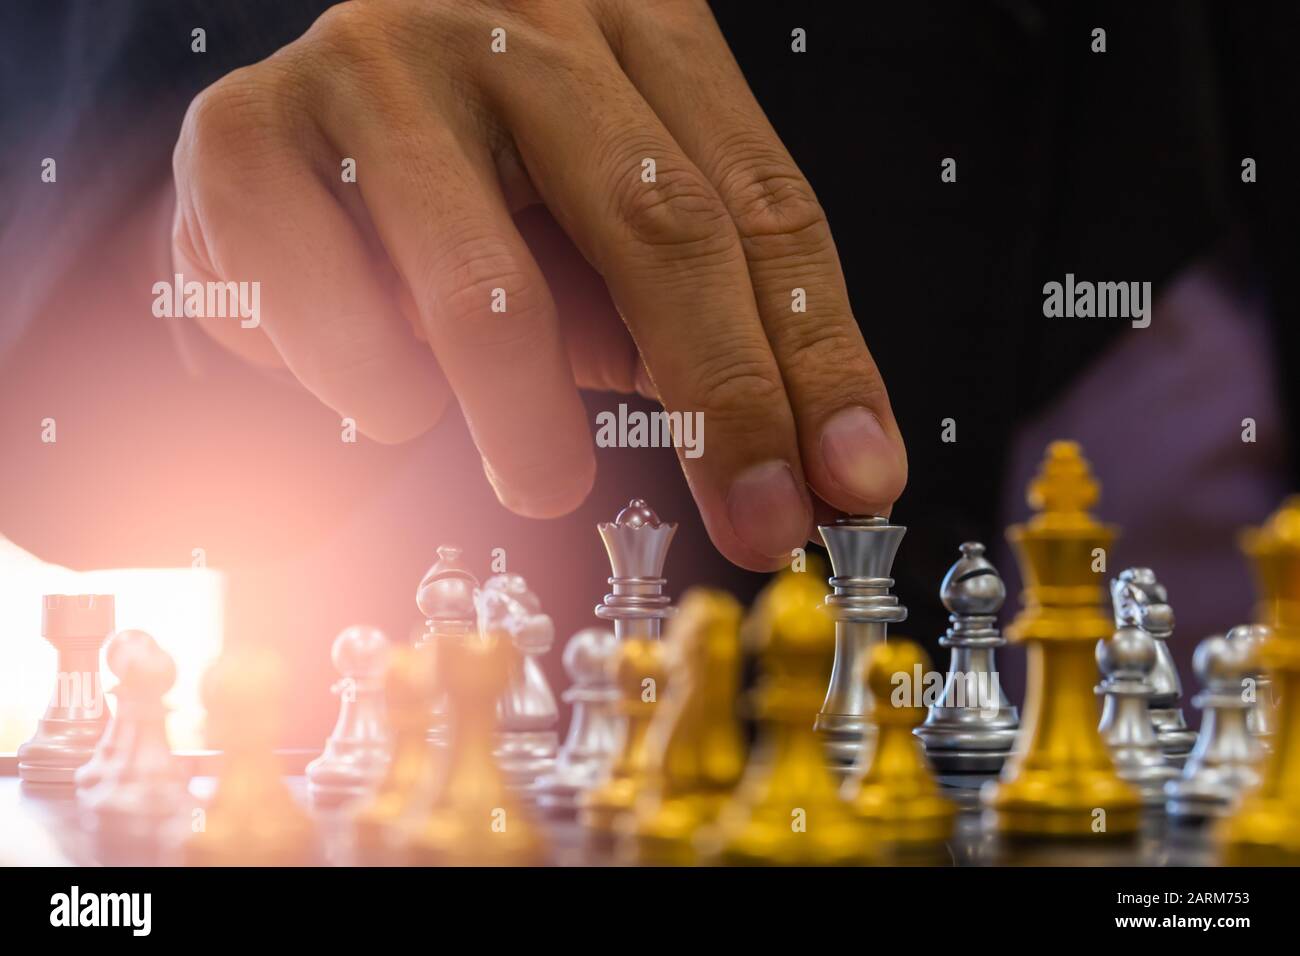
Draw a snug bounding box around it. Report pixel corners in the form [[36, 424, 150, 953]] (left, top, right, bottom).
[[1221, 498, 1300, 863], [18, 595, 115, 786], [535, 628, 621, 817], [703, 569, 873, 865], [627, 589, 746, 864], [983, 441, 1141, 838], [184, 648, 315, 866], [1096, 624, 1179, 808], [848, 639, 955, 851], [815, 516, 908, 774], [415, 545, 479, 748], [306, 626, 392, 806], [75, 627, 150, 792], [477, 573, 559, 793], [1166, 635, 1262, 821], [1228, 624, 1276, 746], [915, 543, 1019, 781]]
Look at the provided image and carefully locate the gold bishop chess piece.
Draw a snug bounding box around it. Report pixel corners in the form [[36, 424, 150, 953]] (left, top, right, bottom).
[[983, 441, 1142, 838], [623, 589, 747, 865], [1220, 497, 1300, 863], [702, 568, 874, 866], [846, 639, 956, 856], [184, 647, 316, 866]]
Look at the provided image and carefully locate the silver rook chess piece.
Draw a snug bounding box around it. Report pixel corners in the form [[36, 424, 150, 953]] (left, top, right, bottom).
[[415, 546, 480, 748], [306, 626, 393, 806], [1227, 624, 1276, 747], [815, 516, 908, 772], [915, 542, 1019, 781], [1166, 634, 1263, 821], [595, 499, 677, 644], [18, 594, 115, 786], [1096, 623, 1179, 807]]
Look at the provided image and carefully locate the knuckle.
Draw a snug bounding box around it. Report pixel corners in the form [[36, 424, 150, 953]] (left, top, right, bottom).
[[609, 155, 735, 253], [691, 348, 787, 426], [429, 236, 553, 350], [714, 150, 830, 251]]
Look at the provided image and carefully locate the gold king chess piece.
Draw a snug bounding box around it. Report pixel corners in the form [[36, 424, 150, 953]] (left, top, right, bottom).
[[703, 568, 874, 865], [983, 441, 1141, 838], [1220, 497, 1300, 862], [624, 589, 746, 865]]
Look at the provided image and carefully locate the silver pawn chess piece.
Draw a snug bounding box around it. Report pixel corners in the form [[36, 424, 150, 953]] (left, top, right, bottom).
[[478, 573, 560, 792], [595, 499, 676, 643], [914, 542, 1019, 781], [535, 627, 622, 816], [415, 546, 480, 748], [306, 626, 393, 805], [815, 516, 908, 772], [18, 594, 116, 786], [1096, 623, 1179, 807], [1165, 634, 1263, 821], [74, 628, 148, 792], [1227, 624, 1276, 747]]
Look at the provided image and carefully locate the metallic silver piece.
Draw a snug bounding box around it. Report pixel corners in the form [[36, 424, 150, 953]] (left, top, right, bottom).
[[18, 595, 115, 786], [74, 628, 150, 792], [1111, 569, 1196, 761], [1166, 634, 1263, 821], [815, 516, 908, 772], [306, 626, 392, 806], [1227, 624, 1275, 747], [914, 542, 1019, 779], [1096, 624, 1179, 807], [534, 627, 622, 816], [595, 499, 677, 642], [415, 546, 479, 747]]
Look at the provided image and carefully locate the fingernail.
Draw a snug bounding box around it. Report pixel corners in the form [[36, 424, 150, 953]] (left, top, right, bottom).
[[820, 406, 900, 504], [726, 460, 811, 558]]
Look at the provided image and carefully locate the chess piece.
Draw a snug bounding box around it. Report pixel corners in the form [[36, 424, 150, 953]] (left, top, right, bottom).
[[595, 499, 676, 643], [983, 441, 1141, 838], [1228, 624, 1276, 745], [18, 594, 115, 786], [848, 639, 956, 849], [703, 569, 874, 865], [535, 628, 622, 817], [306, 626, 392, 806], [627, 589, 746, 864], [185, 648, 315, 866], [415, 546, 479, 748], [477, 573, 560, 792], [915, 543, 1019, 780], [1095, 624, 1179, 808], [407, 633, 545, 865], [75, 628, 153, 792], [815, 516, 908, 773], [1221, 497, 1300, 863], [1166, 635, 1263, 821]]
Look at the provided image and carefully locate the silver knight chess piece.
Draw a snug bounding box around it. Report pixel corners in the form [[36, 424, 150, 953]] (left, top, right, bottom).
[[306, 626, 393, 806], [1166, 634, 1263, 821], [595, 499, 677, 643], [1111, 568, 1196, 762], [1096, 624, 1179, 807], [815, 516, 908, 773], [1227, 624, 1276, 747], [415, 546, 480, 748], [18, 595, 116, 786], [914, 542, 1019, 781]]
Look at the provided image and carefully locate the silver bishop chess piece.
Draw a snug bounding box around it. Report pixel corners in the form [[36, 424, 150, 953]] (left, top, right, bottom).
[[415, 546, 480, 748], [535, 627, 622, 817], [306, 626, 393, 806], [915, 542, 1019, 783], [1165, 634, 1263, 822], [1227, 624, 1276, 748], [1096, 623, 1179, 808], [18, 594, 116, 787], [815, 516, 907, 773]]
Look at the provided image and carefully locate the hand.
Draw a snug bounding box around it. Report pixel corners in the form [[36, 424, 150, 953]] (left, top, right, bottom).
[[171, 0, 907, 570]]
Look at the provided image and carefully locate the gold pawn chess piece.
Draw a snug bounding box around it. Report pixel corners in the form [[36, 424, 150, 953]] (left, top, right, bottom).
[[184, 648, 315, 866], [406, 633, 544, 865], [983, 441, 1141, 838], [1220, 496, 1300, 862], [624, 589, 747, 864], [846, 639, 956, 851], [703, 569, 874, 865], [354, 644, 440, 864]]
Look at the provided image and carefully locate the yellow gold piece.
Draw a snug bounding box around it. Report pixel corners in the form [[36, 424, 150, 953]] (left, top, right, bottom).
[[847, 639, 955, 848], [984, 441, 1142, 838], [184, 648, 315, 866], [1221, 496, 1300, 863], [704, 569, 874, 865], [625, 589, 746, 864], [578, 636, 668, 836]]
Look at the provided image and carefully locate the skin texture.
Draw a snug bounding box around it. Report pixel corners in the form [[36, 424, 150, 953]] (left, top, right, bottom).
[[171, 0, 907, 571]]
